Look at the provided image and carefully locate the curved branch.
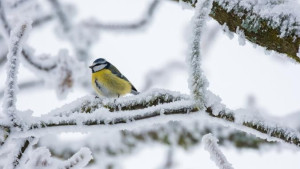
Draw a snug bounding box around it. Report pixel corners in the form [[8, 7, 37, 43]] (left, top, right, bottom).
[[175, 0, 300, 63], [0, 0, 57, 71], [32, 14, 55, 27], [83, 0, 160, 31]]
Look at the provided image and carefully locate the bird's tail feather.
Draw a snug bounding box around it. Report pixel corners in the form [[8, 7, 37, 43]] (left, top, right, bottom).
[[131, 90, 139, 95]]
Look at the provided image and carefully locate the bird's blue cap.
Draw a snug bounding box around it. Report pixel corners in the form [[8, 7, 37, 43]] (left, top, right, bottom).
[[89, 58, 107, 68]]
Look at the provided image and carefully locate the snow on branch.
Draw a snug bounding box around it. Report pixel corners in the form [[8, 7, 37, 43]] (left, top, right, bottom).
[[83, 0, 160, 31], [31, 14, 54, 27], [176, 0, 300, 63], [37, 121, 271, 163], [0, 0, 57, 71], [141, 61, 186, 92], [48, 0, 98, 62], [2, 89, 298, 148], [24, 147, 92, 169], [46, 89, 190, 117], [202, 133, 234, 169], [59, 147, 93, 169], [47, 0, 71, 32], [2, 20, 31, 125], [187, 0, 212, 110], [5, 137, 35, 169], [0, 80, 43, 99]]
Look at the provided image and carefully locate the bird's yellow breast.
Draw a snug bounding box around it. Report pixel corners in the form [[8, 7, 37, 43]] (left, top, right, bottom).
[[92, 69, 132, 97]]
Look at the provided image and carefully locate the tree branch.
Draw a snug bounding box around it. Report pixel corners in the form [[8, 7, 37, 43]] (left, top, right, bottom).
[[6, 89, 298, 148], [4, 137, 35, 169], [202, 133, 234, 169], [0, 80, 43, 98], [0, 0, 57, 71], [2, 21, 31, 126], [32, 14, 55, 27], [83, 0, 160, 31], [187, 0, 212, 110], [175, 0, 300, 63]]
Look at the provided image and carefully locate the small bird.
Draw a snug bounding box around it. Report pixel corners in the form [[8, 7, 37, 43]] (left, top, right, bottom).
[[89, 58, 139, 98]]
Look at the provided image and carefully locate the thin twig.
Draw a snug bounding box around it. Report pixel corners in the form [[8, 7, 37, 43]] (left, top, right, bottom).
[[84, 0, 160, 30], [0, 0, 57, 71], [47, 0, 71, 32], [202, 133, 234, 169], [2, 22, 31, 126], [32, 14, 55, 27], [0, 80, 44, 98]]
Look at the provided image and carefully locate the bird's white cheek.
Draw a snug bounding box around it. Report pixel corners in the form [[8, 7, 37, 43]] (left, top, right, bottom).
[[93, 64, 106, 72]]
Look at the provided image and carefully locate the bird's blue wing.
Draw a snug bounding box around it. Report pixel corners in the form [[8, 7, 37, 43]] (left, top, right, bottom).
[[108, 64, 139, 94]]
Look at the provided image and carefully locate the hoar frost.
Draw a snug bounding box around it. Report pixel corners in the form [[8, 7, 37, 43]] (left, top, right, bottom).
[[216, 0, 300, 37], [187, 0, 213, 110], [202, 133, 234, 169]]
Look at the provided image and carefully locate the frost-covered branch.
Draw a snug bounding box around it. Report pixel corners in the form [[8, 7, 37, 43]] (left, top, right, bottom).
[[141, 61, 186, 92], [84, 0, 160, 31], [47, 0, 71, 32], [187, 0, 212, 110], [23, 146, 92, 169], [47, 0, 97, 62], [202, 133, 234, 169], [46, 89, 190, 117], [0, 0, 11, 37], [0, 46, 7, 67], [2, 21, 31, 126], [0, 0, 57, 71], [8, 0, 33, 9], [32, 14, 54, 27], [4, 89, 298, 148], [59, 147, 93, 169], [37, 121, 271, 162], [5, 137, 35, 169], [161, 146, 175, 169], [176, 0, 300, 63], [0, 80, 43, 98]]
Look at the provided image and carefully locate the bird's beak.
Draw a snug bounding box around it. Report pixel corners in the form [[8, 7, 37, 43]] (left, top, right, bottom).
[[89, 65, 93, 69]]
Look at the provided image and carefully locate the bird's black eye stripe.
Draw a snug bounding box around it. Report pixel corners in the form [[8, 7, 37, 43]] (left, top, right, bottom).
[[93, 63, 104, 67]]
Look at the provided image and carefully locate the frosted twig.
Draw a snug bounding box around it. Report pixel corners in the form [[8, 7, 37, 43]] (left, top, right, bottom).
[[0, 0, 11, 37], [48, 0, 93, 62], [187, 0, 213, 110], [5, 137, 35, 169], [8, 0, 33, 9], [0, 80, 43, 98], [141, 61, 186, 92], [47, 0, 71, 32], [202, 133, 234, 169], [84, 0, 160, 31], [0, 1, 57, 71], [32, 14, 55, 27], [2, 21, 31, 126], [37, 121, 271, 161], [162, 146, 174, 169], [0, 51, 7, 67], [59, 147, 93, 169]]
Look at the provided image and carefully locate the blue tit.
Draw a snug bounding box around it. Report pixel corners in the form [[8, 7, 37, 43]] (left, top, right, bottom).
[[89, 58, 139, 98]]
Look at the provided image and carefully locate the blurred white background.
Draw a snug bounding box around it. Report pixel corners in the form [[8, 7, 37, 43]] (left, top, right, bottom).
[[1, 0, 300, 168]]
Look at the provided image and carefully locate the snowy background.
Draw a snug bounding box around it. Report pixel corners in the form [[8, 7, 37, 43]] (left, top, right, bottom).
[[0, 0, 300, 168]]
